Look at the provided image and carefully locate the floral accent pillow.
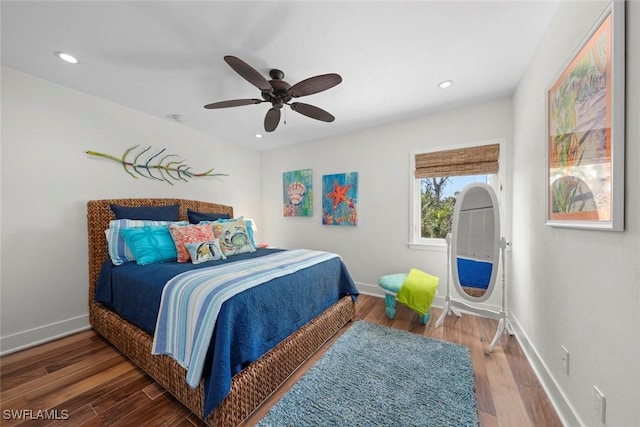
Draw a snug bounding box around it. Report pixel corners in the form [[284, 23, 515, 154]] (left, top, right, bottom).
[[184, 239, 227, 264], [169, 223, 216, 262], [212, 219, 255, 257]]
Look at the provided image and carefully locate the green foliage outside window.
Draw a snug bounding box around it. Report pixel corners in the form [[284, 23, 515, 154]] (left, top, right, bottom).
[[420, 177, 456, 239]]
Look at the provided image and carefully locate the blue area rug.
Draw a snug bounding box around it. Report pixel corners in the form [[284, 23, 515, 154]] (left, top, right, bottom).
[[258, 320, 478, 427]]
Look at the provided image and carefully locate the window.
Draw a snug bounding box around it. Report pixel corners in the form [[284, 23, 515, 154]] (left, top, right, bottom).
[[410, 140, 504, 248]]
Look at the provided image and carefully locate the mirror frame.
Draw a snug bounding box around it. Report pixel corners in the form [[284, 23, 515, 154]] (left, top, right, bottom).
[[450, 183, 501, 302]]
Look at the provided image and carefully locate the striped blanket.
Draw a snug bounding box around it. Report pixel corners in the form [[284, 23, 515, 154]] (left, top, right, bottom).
[[151, 249, 339, 387]]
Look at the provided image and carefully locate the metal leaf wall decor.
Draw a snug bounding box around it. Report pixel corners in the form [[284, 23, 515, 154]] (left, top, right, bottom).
[[86, 145, 228, 185]]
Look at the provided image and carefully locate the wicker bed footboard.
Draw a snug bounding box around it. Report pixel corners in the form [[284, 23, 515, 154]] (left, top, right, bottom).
[[91, 297, 354, 426], [87, 199, 356, 426]]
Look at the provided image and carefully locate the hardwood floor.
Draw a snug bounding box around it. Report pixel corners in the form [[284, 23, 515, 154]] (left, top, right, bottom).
[[1, 295, 562, 426]]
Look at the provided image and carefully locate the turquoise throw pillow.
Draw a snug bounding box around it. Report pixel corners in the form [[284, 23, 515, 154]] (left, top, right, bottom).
[[105, 219, 187, 265], [120, 226, 177, 265]]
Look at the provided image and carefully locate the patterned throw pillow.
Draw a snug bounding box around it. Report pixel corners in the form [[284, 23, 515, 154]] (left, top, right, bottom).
[[184, 239, 227, 264], [212, 219, 255, 257], [169, 223, 216, 262], [215, 217, 257, 249]]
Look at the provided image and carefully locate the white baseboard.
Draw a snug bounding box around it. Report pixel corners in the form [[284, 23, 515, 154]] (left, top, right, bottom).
[[508, 313, 583, 427], [355, 281, 384, 297], [0, 314, 91, 356]]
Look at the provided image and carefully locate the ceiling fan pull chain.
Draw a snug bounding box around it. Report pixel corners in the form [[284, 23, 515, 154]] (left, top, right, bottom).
[[283, 107, 287, 125]]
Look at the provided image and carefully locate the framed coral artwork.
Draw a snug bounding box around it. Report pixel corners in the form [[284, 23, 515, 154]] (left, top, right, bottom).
[[322, 172, 358, 226], [283, 169, 313, 217], [546, 0, 625, 231]]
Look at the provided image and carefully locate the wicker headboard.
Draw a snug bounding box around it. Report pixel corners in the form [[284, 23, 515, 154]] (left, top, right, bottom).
[[86, 198, 234, 323]]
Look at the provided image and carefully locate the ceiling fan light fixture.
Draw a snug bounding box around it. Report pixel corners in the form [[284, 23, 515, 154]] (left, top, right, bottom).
[[55, 51, 79, 64], [438, 80, 453, 89], [205, 56, 342, 133]]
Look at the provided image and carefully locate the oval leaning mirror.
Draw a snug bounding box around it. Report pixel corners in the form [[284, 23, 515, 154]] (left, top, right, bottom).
[[450, 183, 500, 302]]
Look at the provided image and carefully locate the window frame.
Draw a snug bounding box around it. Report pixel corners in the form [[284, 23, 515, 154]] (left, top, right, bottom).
[[409, 138, 506, 250]]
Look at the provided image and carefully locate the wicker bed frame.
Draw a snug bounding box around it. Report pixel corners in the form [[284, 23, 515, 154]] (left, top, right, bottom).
[[87, 198, 356, 426]]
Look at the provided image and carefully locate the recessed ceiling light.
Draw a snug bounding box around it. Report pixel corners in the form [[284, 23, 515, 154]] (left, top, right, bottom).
[[55, 51, 79, 64], [255, 134, 263, 139], [438, 80, 453, 89]]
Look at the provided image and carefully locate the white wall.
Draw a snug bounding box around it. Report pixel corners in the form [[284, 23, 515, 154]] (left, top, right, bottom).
[[261, 3, 640, 424], [3, 2, 638, 424], [511, 1, 640, 426], [261, 97, 513, 312], [0, 67, 263, 354]]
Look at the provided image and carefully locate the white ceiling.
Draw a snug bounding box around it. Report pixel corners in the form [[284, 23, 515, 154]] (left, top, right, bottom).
[[1, 1, 558, 151]]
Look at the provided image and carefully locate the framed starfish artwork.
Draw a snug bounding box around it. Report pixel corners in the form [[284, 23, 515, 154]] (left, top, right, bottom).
[[283, 169, 313, 217], [322, 172, 358, 226]]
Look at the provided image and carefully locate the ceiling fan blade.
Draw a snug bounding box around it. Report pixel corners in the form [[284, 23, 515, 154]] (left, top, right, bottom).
[[289, 73, 342, 98], [264, 108, 281, 132], [224, 56, 271, 91], [204, 99, 263, 109], [290, 102, 335, 122]]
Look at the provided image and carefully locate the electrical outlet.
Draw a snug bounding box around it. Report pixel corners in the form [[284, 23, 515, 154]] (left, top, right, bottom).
[[594, 386, 606, 424], [561, 346, 570, 375]]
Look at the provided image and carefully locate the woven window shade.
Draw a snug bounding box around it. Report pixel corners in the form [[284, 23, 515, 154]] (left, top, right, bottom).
[[414, 143, 500, 178]]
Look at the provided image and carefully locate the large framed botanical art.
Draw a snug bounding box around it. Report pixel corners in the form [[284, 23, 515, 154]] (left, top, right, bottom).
[[546, 0, 625, 231]]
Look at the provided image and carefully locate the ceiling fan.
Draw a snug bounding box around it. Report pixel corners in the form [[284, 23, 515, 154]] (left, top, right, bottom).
[[204, 56, 342, 132]]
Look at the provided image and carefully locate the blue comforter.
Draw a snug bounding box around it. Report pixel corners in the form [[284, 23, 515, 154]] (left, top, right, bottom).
[[95, 248, 358, 419]]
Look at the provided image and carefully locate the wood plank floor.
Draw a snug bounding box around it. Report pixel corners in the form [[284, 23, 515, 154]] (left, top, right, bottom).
[[1, 295, 562, 426]]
